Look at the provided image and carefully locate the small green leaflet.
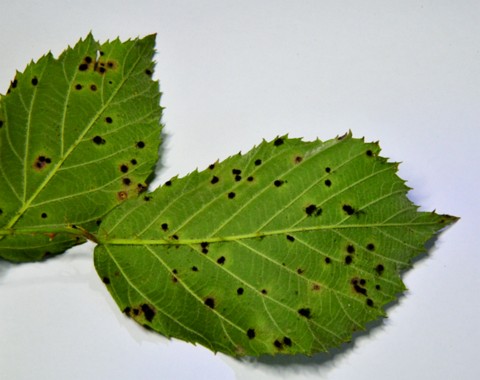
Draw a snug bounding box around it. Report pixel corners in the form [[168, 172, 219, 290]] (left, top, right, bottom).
[[94, 134, 457, 356], [0, 34, 162, 262]]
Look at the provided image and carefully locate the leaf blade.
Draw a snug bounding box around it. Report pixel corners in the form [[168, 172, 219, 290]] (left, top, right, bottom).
[[95, 134, 457, 356]]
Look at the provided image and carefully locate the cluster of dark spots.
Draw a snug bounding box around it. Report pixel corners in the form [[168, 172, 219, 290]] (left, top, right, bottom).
[[324, 257, 331, 264], [141, 304, 156, 322], [117, 191, 128, 201], [122, 178, 131, 186], [165, 180, 172, 186], [90, 84, 97, 91], [375, 264, 384, 275], [204, 297, 215, 309], [324, 179, 332, 187], [366, 150, 373, 157], [296, 268, 305, 275], [312, 283, 321, 291], [137, 183, 147, 193], [130, 159, 137, 165], [325, 167, 331, 173], [31, 77, 38, 86], [366, 298, 374, 307], [286, 235, 295, 242], [237, 287, 244, 295], [274, 180, 284, 187], [191, 266, 198, 272], [347, 245, 355, 254], [254, 159, 262, 166], [343, 204, 355, 215], [75, 84, 83, 90], [133, 308, 140, 316], [247, 328, 255, 339], [217, 256, 226, 265], [200, 242, 209, 254], [232, 168, 241, 175], [144, 196, 152, 202], [305, 204, 322, 216], [261, 289, 268, 295], [34, 155, 52, 170], [298, 308, 311, 319], [120, 164, 128, 173], [41, 212, 47, 219], [92, 135, 106, 145], [136, 141, 145, 149], [161, 223, 168, 231], [345, 255, 353, 265], [228, 192, 236, 199], [295, 156, 303, 164], [105, 116, 113, 124], [247, 176, 254, 182], [274, 138, 284, 146], [145, 68, 153, 76], [367, 243, 375, 251], [102, 277, 110, 285], [79, 63, 89, 71], [211, 176, 219, 184], [351, 278, 368, 296]]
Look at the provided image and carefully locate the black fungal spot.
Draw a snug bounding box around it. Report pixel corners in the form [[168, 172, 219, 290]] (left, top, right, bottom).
[[237, 287, 244, 295], [235, 175, 242, 181], [254, 159, 262, 166], [312, 283, 321, 291], [295, 156, 303, 164], [351, 278, 367, 296], [375, 284, 381, 290], [297, 268, 305, 275], [347, 245, 355, 254], [325, 167, 331, 173], [165, 180, 172, 186], [204, 298, 215, 309], [171, 234, 178, 240], [123, 307, 132, 315], [31, 77, 38, 86], [274, 138, 284, 146], [137, 183, 147, 193], [232, 169, 241, 175], [92, 135, 105, 145], [133, 308, 140, 316], [211, 176, 219, 184], [41, 213, 47, 219], [0, 120, 3, 128], [0, 209, 3, 215], [298, 308, 311, 319], [324, 179, 332, 187], [367, 243, 375, 251], [161, 223, 168, 231], [123, 178, 131, 186], [90, 84, 97, 91], [247, 176, 254, 182], [130, 159, 137, 165], [345, 255, 353, 265], [208, 163, 215, 170], [96, 219, 102, 226], [261, 289, 268, 295], [375, 264, 384, 275], [274, 180, 284, 187], [366, 150, 373, 157], [75, 84, 82, 90], [305, 204, 317, 216], [79, 63, 88, 71], [141, 304, 156, 322], [102, 277, 110, 285], [283, 337, 292, 347], [286, 235, 295, 242], [247, 328, 255, 339], [192, 266, 198, 272], [136, 141, 145, 149], [172, 269, 178, 274], [343, 204, 355, 215], [324, 257, 331, 264], [366, 298, 374, 307], [217, 256, 226, 265], [120, 164, 128, 173], [84, 56, 92, 64], [228, 192, 236, 199], [145, 69, 153, 76], [201, 242, 209, 254], [274, 340, 283, 349], [107, 61, 115, 69], [105, 116, 113, 124], [360, 279, 366, 286]]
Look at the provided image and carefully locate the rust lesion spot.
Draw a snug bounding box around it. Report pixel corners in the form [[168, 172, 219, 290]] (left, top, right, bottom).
[[33, 156, 51, 171], [117, 191, 128, 201]]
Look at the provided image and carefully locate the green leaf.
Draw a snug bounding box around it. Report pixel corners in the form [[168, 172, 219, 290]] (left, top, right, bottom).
[[94, 133, 457, 356], [0, 34, 162, 262]]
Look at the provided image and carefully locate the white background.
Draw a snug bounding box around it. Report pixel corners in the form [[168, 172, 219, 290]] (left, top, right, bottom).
[[0, 1, 479, 379]]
